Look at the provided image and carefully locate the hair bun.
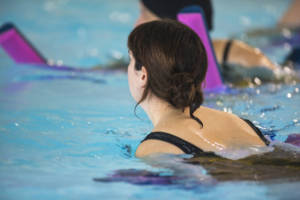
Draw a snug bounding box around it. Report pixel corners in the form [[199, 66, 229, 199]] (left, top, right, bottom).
[[168, 72, 200, 109], [171, 72, 194, 88]]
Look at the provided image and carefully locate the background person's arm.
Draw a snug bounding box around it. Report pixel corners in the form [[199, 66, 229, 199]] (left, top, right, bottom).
[[213, 39, 278, 70], [278, 0, 300, 29]]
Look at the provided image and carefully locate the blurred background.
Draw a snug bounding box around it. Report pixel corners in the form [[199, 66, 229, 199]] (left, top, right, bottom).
[[0, 0, 292, 68]]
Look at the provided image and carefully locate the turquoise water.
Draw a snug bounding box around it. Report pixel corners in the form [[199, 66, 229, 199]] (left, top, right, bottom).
[[1, 0, 300, 199]]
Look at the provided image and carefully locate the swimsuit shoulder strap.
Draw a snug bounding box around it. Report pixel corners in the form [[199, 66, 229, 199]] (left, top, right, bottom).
[[241, 118, 270, 145], [141, 131, 204, 155], [222, 39, 234, 64]]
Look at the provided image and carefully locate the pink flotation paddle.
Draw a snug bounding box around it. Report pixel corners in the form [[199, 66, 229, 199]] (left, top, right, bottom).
[[0, 23, 91, 72], [177, 6, 224, 91], [0, 23, 47, 64]]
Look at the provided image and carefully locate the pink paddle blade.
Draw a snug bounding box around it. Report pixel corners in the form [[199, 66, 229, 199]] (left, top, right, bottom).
[[177, 6, 224, 90], [0, 23, 47, 64]]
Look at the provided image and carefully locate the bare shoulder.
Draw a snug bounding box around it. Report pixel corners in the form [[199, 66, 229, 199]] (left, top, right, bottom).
[[196, 106, 266, 146], [196, 106, 235, 118], [135, 139, 184, 158], [195, 106, 251, 129]]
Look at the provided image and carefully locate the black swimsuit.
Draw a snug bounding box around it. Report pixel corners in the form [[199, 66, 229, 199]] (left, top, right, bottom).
[[222, 39, 234, 65], [141, 118, 270, 155]]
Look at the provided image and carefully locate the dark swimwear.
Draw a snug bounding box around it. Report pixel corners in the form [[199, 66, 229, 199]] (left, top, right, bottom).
[[222, 39, 234, 65], [141, 117, 270, 155], [141, 0, 214, 31]]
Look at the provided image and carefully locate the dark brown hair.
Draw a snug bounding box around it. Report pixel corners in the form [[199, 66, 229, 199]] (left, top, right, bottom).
[[128, 20, 207, 115]]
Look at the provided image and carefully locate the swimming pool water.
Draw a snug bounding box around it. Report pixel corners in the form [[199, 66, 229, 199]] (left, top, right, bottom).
[[0, 0, 300, 199], [1, 63, 299, 199]]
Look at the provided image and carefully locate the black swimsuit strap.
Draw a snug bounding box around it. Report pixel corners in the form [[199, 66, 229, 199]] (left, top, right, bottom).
[[141, 132, 204, 155], [242, 118, 270, 145], [222, 39, 234, 64], [141, 119, 269, 156]]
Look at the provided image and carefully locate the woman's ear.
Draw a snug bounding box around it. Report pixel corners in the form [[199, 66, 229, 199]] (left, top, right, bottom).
[[139, 66, 148, 88]]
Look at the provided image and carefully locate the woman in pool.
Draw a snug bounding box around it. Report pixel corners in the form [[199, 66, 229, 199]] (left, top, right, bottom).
[[136, 0, 278, 74], [128, 20, 270, 157]]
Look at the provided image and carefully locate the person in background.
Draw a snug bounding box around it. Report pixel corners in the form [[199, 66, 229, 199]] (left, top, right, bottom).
[[278, 0, 300, 29], [136, 0, 279, 83], [278, 0, 300, 67]]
